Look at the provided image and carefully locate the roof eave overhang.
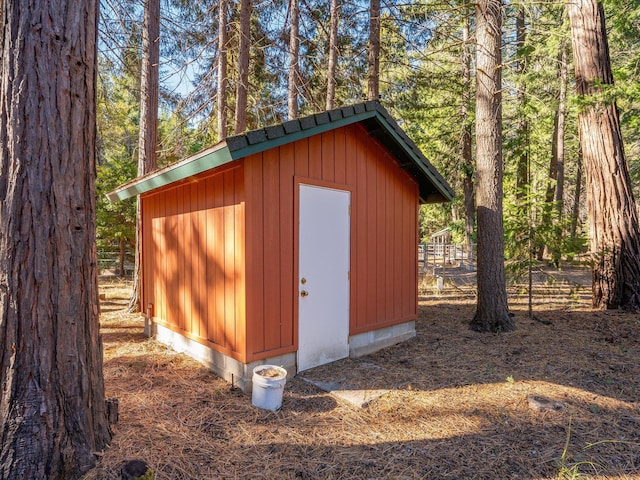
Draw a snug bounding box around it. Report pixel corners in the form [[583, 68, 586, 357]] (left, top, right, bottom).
[[368, 114, 454, 204], [105, 143, 232, 202]]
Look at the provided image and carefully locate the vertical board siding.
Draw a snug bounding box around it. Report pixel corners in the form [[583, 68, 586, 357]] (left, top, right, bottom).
[[234, 168, 247, 356], [355, 129, 368, 330], [321, 131, 335, 182], [183, 186, 192, 334], [244, 123, 419, 361], [308, 134, 323, 180], [189, 184, 200, 337], [245, 155, 265, 355], [205, 175, 217, 344], [157, 195, 166, 322], [142, 124, 419, 365], [345, 128, 359, 327], [176, 185, 186, 331], [141, 164, 246, 361], [278, 143, 295, 348], [262, 148, 282, 351], [195, 179, 208, 339], [376, 149, 386, 323], [223, 174, 236, 348], [166, 188, 178, 327], [334, 127, 346, 184]]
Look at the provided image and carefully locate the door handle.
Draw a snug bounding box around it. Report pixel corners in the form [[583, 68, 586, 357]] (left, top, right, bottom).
[[300, 290, 309, 297]]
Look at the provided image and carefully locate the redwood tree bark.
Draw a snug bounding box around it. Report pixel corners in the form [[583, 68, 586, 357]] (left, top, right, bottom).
[[235, 0, 251, 133], [288, 0, 300, 119], [567, 0, 640, 309], [470, 0, 514, 332], [570, 146, 583, 239], [367, 0, 380, 101], [0, 1, 111, 478], [129, 0, 160, 313]]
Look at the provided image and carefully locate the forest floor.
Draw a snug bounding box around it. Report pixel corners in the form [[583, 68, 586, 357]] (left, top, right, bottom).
[[85, 265, 640, 480]]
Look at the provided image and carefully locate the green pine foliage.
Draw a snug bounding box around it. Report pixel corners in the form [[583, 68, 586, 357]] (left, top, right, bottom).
[[95, 0, 640, 266]]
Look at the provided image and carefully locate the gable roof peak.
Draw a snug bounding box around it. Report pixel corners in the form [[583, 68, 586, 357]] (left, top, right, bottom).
[[106, 101, 454, 204]]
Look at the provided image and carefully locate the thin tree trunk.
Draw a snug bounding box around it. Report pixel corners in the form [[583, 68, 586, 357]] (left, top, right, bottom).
[[0, 1, 112, 477], [119, 237, 126, 277], [461, 9, 475, 261], [548, 38, 569, 265], [367, 0, 380, 101], [568, 0, 640, 309], [538, 113, 560, 261], [538, 35, 569, 264], [217, 0, 229, 140], [514, 7, 529, 199], [326, 0, 339, 111], [470, 0, 514, 332], [129, 0, 160, 313], [555, 38, 568, 214], [235, 0, 251, 133], [288, 0, 300, 119]]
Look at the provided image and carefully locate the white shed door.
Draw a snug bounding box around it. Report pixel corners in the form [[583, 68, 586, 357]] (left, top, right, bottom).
[[297, 184, 350, 372]]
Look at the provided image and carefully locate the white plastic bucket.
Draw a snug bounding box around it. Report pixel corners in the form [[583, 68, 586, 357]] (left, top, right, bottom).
[[251, 365, 287, 411]]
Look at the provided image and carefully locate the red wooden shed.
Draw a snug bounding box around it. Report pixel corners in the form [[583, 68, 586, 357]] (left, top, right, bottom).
[[107, 101, 454, 391]]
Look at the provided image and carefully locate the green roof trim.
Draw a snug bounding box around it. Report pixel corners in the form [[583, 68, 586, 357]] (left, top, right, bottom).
[[106, 101, 454, 204], [105, 144, 232, 202]]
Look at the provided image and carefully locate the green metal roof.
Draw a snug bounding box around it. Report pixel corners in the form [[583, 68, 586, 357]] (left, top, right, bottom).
[[106, 101, 454, 204]]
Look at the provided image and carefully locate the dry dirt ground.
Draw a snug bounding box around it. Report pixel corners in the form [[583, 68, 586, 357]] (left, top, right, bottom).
[[85, 266, 640, 480]]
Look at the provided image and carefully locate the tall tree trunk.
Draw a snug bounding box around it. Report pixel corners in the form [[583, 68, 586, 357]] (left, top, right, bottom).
[[288, 0, 300, 119], [0, 1, 112, 478], [217, 0, 229, 140], [549, 38, 569, 265], [568, 0, 640, 309], [367, 0, 380, 101], [570, 145, 583, 238], [235, 0, 251, 133], [461, 9, 475, 261], [538, 115, 560, 261], [538, 36, 568, 264], [470, 0, 514, 332], [514, 7, 529, 199], [554, 38, 568, 214], [326, 0, 339, 111], [138, 0, 159, 175], [129, 0, 160, 313]]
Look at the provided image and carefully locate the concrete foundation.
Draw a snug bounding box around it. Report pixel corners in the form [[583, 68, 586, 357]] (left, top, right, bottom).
[[348, 321, 416, 357], [155, 324, 296, 393], [154, 320, 415, 393]]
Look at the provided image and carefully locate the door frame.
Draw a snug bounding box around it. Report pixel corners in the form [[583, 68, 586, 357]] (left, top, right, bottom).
[[293, 177, 354, 366]]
